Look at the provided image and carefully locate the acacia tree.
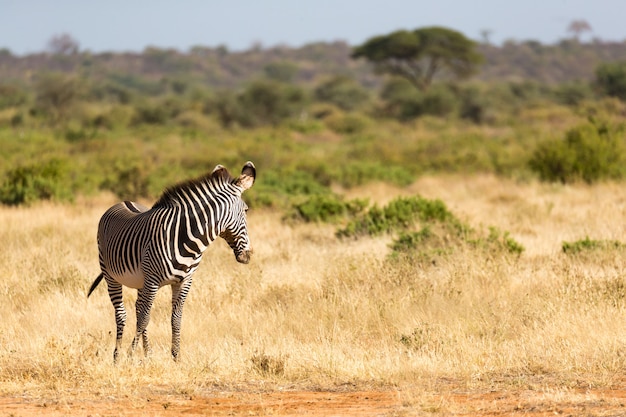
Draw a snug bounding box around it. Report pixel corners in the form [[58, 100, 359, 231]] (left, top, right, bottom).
[[567, 19, 592, 41], [47, 33, 80, 55], [352, 26, 483, 91]]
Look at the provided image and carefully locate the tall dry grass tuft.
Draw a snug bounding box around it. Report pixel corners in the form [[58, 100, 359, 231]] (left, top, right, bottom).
[[2, 177, 626, 400]]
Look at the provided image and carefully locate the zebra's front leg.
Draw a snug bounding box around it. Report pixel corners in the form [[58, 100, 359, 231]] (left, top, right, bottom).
[[105, 277, 126, 363], [131, 284, 158, 358], [171, 277, 193, 361]]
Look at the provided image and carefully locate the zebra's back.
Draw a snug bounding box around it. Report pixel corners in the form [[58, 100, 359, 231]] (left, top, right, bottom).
[[98, 201, 151, 289]]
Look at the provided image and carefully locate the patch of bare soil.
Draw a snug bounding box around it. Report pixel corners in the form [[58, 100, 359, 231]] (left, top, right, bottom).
[[2, 385, 626, 416]]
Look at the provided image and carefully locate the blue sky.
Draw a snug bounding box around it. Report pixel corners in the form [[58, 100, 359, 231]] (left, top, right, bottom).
[[1, 0, 624, 55]]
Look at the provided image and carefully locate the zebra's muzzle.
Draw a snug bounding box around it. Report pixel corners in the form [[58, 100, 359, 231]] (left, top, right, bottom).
[[236, 250, 251, 264]]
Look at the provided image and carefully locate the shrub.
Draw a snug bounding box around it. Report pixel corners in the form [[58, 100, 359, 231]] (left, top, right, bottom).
[[457, 85, 493, 124], [211, 90, 244, 128], [562, 236, 625, 254], [420, 85, 458, 117], [237, 80, 307, 127], [132, 98, 183, 125], [325, 113, 370, 134], [474, 226, 525, 256], [0, 159, 74, 205], [389, 223, 524, 262], [595, 61, 626, 101], [335, 195, 524, 261], [287, 194, 368, 223], [389, 226, 452, 259], [379, 79, 458, 120], [101, 161, 152, 200], [34, 73, 81, 124], [132, 101, 170, 125], [314, 75, 371, 111], [553, 81, 594, 106], [245, 169, 332, 209], [0, 83, 28, 109], [529, 120, 626, 183], [337, 195, 462, 238]]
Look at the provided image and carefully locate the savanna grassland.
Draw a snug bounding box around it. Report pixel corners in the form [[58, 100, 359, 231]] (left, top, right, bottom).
[[3, 174, 626, 415]]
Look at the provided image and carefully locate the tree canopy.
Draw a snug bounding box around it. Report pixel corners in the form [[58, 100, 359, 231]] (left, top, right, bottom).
[[595, 61, 626, 101], [352, 26, 484, 91]]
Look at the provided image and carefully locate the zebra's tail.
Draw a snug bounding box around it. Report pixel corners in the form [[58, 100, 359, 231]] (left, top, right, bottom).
[[87, 273, 104, 298]]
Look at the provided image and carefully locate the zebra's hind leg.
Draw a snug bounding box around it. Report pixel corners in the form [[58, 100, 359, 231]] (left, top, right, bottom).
[[131, 284, 158, 358], [171, 277, 193, 361], [105, 276, 126, 363]]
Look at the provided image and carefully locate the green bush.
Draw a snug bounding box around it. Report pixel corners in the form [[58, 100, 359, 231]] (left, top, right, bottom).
[[389, 223, 524, 262], [132, 98, 183, 125], [101, 161, 152, 200], [0, 159, 74, 205], [34, 73, 81, 124], [472, 226, 525, 256], [237, 80, 307, 127], [529, 120, 626, 183], [389, 226, 451, 259], [337, 195, 462, 238], [457, 85, 493, 124], [552, 81, 594, 106], [245, 169, 332, 209], [595, 61, 626, 101], [379, 79, 458, 120], [0, 83, 28, 109], [314, 75, 371, 111], [325, 113, 370, 134], [335, 195, 524, 261], [562, 236, 625, 254], [287, 194, 368, 223], [211, 90, 244, 128]]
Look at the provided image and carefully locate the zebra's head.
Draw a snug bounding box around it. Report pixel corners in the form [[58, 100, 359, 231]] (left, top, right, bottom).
[[218, 161, 256, 264]]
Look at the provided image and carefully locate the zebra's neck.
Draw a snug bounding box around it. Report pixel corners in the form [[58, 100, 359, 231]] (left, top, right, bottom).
[[156, 179, 234, 246]]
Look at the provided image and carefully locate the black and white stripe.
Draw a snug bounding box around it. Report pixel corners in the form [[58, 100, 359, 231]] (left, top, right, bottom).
[[89, 162, 256, 361]]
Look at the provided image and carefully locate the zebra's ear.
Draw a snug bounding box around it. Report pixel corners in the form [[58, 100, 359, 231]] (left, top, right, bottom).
[[236, 161, 256, 191]]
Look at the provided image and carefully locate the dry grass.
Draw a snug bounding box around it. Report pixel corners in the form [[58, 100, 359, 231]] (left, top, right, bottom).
[[2, 176, 626, 403]]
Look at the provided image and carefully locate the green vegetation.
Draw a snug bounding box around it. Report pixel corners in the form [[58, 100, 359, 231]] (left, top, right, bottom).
[[352, 26, 483, 91], [529, 119, 626, 183], [595, 61, 626, 101], [328, 195, 524, 259], [562, 236, 625, 254], [287, 194, 368, 223], [2, 31, 626, 209], [0, 159, 74, 205], [337, 196, 463, 238]]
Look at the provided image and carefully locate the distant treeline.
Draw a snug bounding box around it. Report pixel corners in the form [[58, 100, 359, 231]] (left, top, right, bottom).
[[1, 38, 626, 88]]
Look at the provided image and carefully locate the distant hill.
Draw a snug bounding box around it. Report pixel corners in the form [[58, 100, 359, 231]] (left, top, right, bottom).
[[1, 39, 625, 88]]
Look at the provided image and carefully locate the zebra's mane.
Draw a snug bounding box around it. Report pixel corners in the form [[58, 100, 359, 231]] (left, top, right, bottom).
[[152, 167, 234, 208]]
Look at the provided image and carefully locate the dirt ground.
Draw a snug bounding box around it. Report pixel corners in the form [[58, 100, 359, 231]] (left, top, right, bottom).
[[3, 384, 626, 416]]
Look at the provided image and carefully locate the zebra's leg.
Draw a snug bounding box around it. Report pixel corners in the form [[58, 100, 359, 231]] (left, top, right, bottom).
[[105, 277, 126, 363], [171, 277, 193, 361], [131, 283, 158, 357]]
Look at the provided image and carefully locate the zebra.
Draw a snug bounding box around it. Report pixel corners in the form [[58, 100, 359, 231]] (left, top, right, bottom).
[[88, 161, 256, 362]]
